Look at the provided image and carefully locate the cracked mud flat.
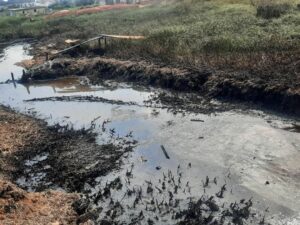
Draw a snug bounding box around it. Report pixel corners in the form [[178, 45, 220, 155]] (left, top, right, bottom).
[[0, 44, 300, 224]]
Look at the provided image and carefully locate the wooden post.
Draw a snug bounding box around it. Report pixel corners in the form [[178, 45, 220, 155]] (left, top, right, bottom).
[[45, 52, 48, 61], [11, 72, 15, 82], [98, 38, 101, 48], [11, 72, 16, 88], [104, 37, 107, 48]]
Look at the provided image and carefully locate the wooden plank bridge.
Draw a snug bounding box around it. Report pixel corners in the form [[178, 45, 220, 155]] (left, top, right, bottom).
[[47, 34, 145, 60]]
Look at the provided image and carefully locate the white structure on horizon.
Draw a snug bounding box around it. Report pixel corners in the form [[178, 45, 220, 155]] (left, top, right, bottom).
[[96, 0, 138, 5]]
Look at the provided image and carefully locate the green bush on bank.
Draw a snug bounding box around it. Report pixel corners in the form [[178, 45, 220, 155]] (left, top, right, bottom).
[[256, 3, 290, 19]]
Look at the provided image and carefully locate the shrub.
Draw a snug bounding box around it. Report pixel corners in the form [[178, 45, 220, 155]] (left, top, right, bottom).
[[256, 3, 291, 19]]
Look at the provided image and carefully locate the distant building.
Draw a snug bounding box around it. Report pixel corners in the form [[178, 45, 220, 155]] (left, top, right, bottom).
[[4, 0, 50, 16], [96, 0, 138, 5], [8, 5, 47, 16], [8, 0, 36, 8]]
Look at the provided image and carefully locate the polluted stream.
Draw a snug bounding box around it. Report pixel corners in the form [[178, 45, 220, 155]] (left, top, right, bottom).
[[0, 44, 300, 224], [0, 43, 32, 82]]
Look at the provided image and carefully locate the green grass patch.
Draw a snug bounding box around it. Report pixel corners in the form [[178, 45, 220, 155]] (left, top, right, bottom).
[[0, 0, 299, 58]]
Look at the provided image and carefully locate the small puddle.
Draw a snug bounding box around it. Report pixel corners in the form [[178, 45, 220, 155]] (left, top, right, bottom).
[[24, 153, 49, 167], [0, 43, 299, 224]]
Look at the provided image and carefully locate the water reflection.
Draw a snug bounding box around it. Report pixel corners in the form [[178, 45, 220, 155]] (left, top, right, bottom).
[[0, 44, 32, 82], [22, 77, 101, 94], [0, 77, 153, 106]]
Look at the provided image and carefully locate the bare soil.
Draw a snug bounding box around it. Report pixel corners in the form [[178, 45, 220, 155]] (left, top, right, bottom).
[[46, 4, 138, 19], [0, 180, 78, 225], [0, 106, 79, 225]]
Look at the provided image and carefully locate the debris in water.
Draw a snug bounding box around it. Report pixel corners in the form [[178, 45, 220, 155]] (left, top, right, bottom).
[[160, 145, 170, 159], [191, 119, 205, 122], [24, 95, 138, 106], [141, 156, 147, 162]]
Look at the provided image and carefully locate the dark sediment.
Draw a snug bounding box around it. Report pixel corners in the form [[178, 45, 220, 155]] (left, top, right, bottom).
[[24, 92, 236, 115], [24, 95, 138, 106], [22, 57, 300, 116], [0, 106, 79, 224], [9, 112, 137, 192], [72, 167, 268, 225]]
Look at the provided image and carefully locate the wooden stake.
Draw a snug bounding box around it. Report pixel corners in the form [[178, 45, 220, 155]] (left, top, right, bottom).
[[160, 145, 170, 159], [98, 38, 101, 48], [11, 72, 16, 88]]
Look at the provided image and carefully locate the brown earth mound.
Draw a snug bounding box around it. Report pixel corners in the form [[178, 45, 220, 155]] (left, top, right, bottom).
[[0, 180, 78, 225]]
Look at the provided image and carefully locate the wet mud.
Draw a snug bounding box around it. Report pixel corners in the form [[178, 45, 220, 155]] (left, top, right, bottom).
[[13, 121, 137, 192], [0, 105, 139, 224], [73, 169, 268, 225], [23, 91, 235, 115], [144, 91, 236, 115], [24, 95, 138, 106], [22, 57, 300, 116]]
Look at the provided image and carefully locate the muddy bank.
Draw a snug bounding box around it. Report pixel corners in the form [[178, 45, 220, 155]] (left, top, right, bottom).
[[10, 115, 137, 192], [14, 123, 137, 192], [0, 105, 137, 224], [24, 95, 138, 106], [0, 106, 79, 225], [23, 92, 236, 115], [0, 105, 53, 182], [22, 57, 300, 116]]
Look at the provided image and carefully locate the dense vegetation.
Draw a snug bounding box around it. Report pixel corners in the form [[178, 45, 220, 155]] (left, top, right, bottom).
[[0, 0, 299, 67]]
